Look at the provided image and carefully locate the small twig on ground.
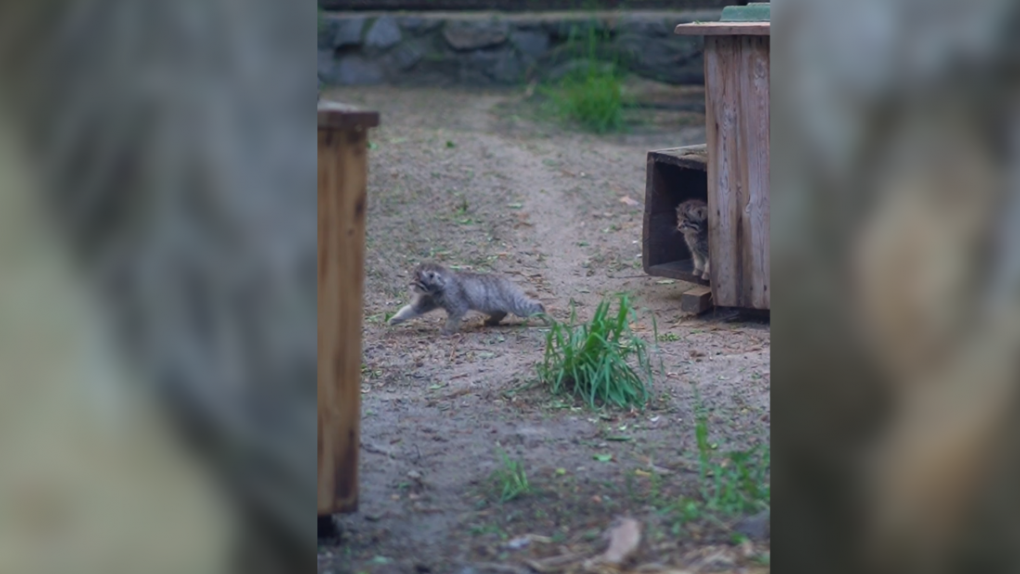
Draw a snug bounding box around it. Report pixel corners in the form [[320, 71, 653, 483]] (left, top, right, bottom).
[[448, 334, 463, 362], [523, 553, 584, 573], [470, 562, 531, 574], [360, 441, 395, 458], [523, 80, 538, 99]]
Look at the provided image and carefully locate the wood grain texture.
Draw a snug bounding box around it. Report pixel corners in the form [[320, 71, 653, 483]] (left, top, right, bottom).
[[318, 100, 380, 131], [647, 145, 708, 170], [740, 35, 770, 310], [317, 118, 372, 515], [703, 35, 770, 310], [675, 22, 770, 36], [681, 285, 714, 315]]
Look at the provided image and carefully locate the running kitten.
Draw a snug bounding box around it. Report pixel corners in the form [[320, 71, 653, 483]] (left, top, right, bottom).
[[388, 262, 547, 335], [676, 198, 711, 281]]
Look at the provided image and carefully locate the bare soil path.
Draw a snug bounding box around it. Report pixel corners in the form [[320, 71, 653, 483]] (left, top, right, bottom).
[[319, 84, 770, 574]]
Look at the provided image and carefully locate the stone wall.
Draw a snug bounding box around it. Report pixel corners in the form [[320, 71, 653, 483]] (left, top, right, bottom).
[[321, 0, 737, 11], [318, 10, 721, 87]]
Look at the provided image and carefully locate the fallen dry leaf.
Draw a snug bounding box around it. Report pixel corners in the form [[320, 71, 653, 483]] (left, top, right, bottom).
[[633, 566, 695, 574], [619, 196, 640, 206], [602, 518, 642, 565], [523, 553, 583, 573]]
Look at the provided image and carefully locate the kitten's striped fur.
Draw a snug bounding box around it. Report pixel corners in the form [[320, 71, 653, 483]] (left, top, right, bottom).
[[388, 262, 547, 335], [676, 198, 711, 281]]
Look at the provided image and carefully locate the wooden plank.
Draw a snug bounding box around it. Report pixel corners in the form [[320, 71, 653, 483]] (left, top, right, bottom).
[[739, 35, 770, 310], [675, 22, 770, 36], [318, 100, 380, 131], [317, 114, 372, 515], [703, 35, 770, 310], [647, 145, 708, 171], [704, 35, 739, 307], [646, 260, 710, 286], [681, 285, 714, 315]]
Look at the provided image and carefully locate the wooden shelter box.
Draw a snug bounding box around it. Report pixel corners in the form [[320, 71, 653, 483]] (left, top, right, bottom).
[[643, 14, 769, 311]]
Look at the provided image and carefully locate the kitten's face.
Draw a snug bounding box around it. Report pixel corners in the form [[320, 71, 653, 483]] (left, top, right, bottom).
[[412, 264, 448, 294], [677, 217, 704, 233], [676, 200, 708, 233]]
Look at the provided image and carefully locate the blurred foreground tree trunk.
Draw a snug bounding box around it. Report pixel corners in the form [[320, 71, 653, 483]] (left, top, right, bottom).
[[0, 1, 315, 573], [772, 1, 1020, 573]]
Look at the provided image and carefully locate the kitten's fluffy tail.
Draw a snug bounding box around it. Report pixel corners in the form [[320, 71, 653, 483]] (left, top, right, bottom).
[[511, 293, 548, 323]]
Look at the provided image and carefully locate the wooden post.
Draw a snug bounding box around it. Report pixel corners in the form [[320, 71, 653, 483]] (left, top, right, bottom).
[[318, 101, 379, 516], [676, 17, 770, 311]]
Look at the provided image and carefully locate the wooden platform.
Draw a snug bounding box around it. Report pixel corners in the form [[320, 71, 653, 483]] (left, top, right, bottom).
[[646, 259, 707, 284], [642, 145, 709, 287], [681, 285, 714, 315]]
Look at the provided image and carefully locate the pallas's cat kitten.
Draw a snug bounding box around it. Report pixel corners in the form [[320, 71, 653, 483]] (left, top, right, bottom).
[[388, 262, 547, 335], [676, 198, 711, 281]]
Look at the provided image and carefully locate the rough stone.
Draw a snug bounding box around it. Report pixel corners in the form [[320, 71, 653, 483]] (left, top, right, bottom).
[[390, 39, 428, 71], [318, 49, 340, 83], [490, 51, 526, 84], [615, 15, 670, 37], [399, 16, 443, 34], [320, 11, 710, 88], [365, 16, 402, 50], [734, 510, 770, 542], [464, 50, 501, 76], [546, 59, 615, 82], [541, 39, 620, 70], [332, 16, 366, 48], [443, 20, 510, 51], [544, 18, 610, 41], [615, 33, 703, 84], [459, 51, 500, 84], [509, 30, 550, 60], [318, 18, 338, 50], [509, 15, 547, 31], [336, 54, 385, 85]]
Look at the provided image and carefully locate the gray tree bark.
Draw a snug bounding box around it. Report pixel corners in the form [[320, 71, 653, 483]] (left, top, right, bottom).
[[772, 1, 1020, 573], [0, 1, 317, 572]]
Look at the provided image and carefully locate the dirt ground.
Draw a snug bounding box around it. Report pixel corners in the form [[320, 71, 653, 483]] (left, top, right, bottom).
[[319, 82, 770, 574]]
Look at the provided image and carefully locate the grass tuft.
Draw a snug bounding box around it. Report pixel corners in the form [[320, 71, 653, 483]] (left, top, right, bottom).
[[541, 25, 628, 134], [491, 448, 530, 503], [537, 293, 656, 409], [549, 66, 624, 133], [668, 394, 770, 525]]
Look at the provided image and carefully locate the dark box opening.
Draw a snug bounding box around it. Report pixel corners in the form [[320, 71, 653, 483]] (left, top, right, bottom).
[[642, 145, 709, 285]]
